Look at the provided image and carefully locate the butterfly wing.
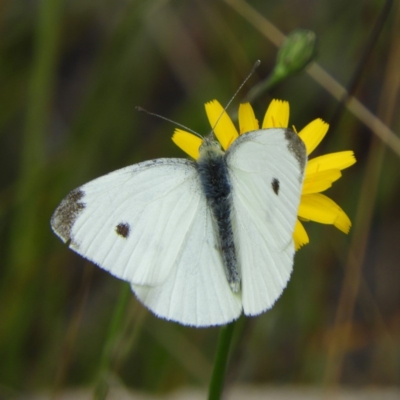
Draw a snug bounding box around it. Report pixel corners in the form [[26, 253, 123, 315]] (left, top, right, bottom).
[[51, 158, 241, 326], [132, 196, 242, 326], [51, 159, 202, 286], [226, 128, 306, 316]]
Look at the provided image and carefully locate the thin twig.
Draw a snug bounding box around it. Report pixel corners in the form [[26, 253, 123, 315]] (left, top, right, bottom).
[[222, 0, 400, 157]]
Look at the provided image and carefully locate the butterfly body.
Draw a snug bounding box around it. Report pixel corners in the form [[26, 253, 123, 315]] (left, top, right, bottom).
[[197, 137, 239, 292], [51, 128, 306, 326]]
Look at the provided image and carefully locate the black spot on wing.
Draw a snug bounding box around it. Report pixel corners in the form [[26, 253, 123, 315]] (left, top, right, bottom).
[[284, 129, 307, 178], [272, 178, 280, 195], [51, 188, 85, 242], [116, 222, 130, 238]]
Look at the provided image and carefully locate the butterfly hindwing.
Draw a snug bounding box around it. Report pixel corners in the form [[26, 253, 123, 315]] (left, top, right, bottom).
[[226, 128, 306, 316], [133, 196, 242, 326]]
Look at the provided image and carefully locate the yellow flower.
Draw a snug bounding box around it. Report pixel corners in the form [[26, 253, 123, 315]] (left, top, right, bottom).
[[172, 99, 356, 250]]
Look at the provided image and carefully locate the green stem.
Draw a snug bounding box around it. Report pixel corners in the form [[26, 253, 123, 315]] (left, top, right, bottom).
[[244, 72, 282, 104], [208, 321, 236, 400]]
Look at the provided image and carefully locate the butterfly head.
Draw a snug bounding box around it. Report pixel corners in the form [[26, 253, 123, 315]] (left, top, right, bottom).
[[198, 136, 224, 162]]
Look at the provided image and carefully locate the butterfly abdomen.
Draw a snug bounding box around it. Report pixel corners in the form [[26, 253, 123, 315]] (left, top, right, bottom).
[[197, 139, 240, 292]]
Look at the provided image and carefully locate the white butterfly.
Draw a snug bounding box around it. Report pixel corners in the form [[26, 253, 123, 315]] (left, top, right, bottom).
[[51, 128, 306, 327]]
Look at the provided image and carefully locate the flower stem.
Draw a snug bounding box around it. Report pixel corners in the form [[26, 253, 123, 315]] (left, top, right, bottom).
[[243, 74, 277, 104], [208, 321, 236, 400]]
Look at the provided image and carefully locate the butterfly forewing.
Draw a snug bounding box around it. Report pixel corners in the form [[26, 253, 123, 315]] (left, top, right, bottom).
[[52, 159, 202, 286], [226, 128, 306, 316]]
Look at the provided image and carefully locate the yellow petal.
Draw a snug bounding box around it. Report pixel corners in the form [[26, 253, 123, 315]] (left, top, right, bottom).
[[306, 151, 356, 174], [262, 99, 289, 128], [333, 207, 352, 234], [298, 119, 329, 156], [205, 100, 238, 150], [172, 129, 202, 160], [239, 103, 259, 134], [298, 193, 339, 224], [293, 219, 309, 250], [298, 193, 351, 233], [302, 169, 342, 194]]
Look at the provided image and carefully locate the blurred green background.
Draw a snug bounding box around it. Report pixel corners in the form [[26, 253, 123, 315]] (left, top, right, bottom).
[[1, 0, 400, 397]]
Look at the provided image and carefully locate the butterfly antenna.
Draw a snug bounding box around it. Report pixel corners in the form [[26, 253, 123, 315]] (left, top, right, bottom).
[[135, 106, 203, 139], [210, 60, 261, 135]]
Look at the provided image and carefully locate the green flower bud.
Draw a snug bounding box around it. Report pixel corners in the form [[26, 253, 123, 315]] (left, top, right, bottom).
[[244, 30, 318, 103], [273, 30, 318, 81]]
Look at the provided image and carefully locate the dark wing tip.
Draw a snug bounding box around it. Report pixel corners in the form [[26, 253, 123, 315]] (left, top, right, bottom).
[[284, 129, 307, 176], [51, 188, 86, 242]]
